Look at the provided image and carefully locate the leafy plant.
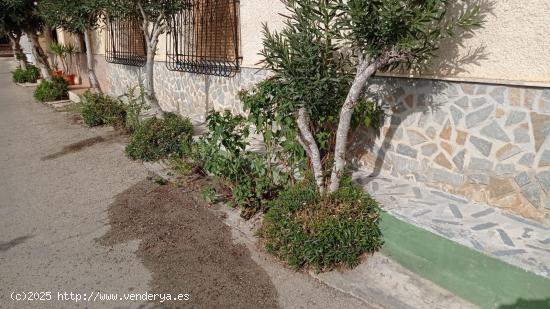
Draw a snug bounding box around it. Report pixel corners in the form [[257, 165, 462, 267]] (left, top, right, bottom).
[[120, 85, 149, 133], [257, 0, 485, 193], [261, 176, 383, 271], [193, 110, 291, 218], [80, 91, 127, 127], [12, 65, 40, 83], [125, 113, 193, 162], [33, 76, 68, 102]]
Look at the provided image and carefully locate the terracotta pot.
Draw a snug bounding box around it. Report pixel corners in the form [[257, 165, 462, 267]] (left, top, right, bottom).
[[63, 74, 76, 86], [52, 69, 63, 77]]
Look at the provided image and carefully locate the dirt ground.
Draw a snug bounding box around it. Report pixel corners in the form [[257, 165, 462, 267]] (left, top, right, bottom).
[[98, 179, 279, 308]]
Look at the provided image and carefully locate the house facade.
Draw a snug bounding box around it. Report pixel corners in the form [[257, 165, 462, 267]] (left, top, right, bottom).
[[46, 0, 549, 222]]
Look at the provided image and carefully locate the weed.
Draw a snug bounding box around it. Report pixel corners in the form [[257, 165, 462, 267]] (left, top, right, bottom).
[[34, 76, 68, 102]]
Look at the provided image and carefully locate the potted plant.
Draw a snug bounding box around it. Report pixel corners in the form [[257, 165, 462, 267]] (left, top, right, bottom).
[[62, 42, 77, 85], [49, 42, 65, 77]]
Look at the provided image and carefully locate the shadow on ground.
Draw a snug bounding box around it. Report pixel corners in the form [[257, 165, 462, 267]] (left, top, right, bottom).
[[0, 235, 33, 252], [499, 298, 550, 309]]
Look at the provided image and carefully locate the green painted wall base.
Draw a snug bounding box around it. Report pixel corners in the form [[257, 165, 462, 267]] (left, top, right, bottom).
[[380, 212, 550, 309]]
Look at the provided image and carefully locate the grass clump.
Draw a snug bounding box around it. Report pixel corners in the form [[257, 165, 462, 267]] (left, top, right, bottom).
[[12, 65, 40, 83], [34, 76, 68, 102], [80, 91, 127, 128], [125, 113, 193, 161], [261, 177, 383, 271]]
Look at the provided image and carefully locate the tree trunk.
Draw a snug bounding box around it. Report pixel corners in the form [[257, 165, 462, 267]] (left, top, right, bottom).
[[7, 32, 27, 70], [296, 107, 324, 192], [27, 32, 51, 81], [83, 30, 102, 93], [328, 58, 379, 193], [144, 40, 164, 118]]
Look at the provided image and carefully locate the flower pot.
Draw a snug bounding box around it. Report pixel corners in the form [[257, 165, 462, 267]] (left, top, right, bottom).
[[63, 74, 76, 86], [52, 69, 63, 77]]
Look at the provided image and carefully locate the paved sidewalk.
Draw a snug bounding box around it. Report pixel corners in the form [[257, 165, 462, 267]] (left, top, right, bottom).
[[352, 170, 550, 279]]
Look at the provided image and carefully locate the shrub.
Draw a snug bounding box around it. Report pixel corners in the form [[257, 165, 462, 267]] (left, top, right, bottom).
[[121, 85, 148, 133], [12, 66, 40, 83], [125, 113, 193, 162], [80, 91, 126, 128], [193, 110, 291, 218], [261, 177, 383, 271], [34, 76, 68, 102]]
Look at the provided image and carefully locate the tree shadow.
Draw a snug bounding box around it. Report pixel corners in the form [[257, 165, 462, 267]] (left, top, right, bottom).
[[349, 0, 495, 183], [0, 235, 33, 252], [395, 0, 496, 76], [349, 78, 446, 180], [498, 298, 550, 309]]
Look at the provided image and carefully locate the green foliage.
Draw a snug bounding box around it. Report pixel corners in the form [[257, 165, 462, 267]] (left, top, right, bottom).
[[33, 76, 68, 102], [80, 91, 127, 128], [125, 113, 193, 162], [193, 110, 292, 217], [342, 0, 484, 71], [121, 85, 149, 133], [37, 0, 103, 33], [0, 0, 46, 35], [261, 176, 383, 271], [12, 65, 40, 83]]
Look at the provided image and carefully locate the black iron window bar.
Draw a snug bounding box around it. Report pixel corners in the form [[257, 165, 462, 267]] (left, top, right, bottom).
[[166, 0, 241, 77], [105, 16, 147, 67]]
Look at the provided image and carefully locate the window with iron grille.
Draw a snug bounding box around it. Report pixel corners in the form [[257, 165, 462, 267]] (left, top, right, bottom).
[[166, 0, 241, 77], [105, 16, 147, 67]]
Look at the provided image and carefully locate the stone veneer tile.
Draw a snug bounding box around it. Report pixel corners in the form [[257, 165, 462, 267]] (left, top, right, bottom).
[[407, 129, 428, 146], [469, 136, 493, 157], [505, 110, 527, 126], [539, 150, 550, 168], [518, 153, 536, 167], [508, 87, 523, 106], [514, 127, 531, 144], [396, 143, 417, 159], [465, 104, 493, 128], [468, 174, 490, 185], [450, 105, 464, 126], [480, 121, 511, 142], [514, 172, 531, 188], [495, 164, 516, 176], [432, 168, 465, 186], [440, 142, 453, 155], [421, 143, 438, 157], [456, 130, 468, 145], [468, 158, 493, 171], [452, 150, 466, 171], [454, 96, 469, 109], [496, 144, 522, 161], [522, 183, 542, 208], [490, 87, 507, 104], [434, 153, 453, 170], [530, 112, 550, 152], [536, 170, 550, 193]]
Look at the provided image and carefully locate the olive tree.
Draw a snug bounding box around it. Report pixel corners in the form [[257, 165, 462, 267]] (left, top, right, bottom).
[[259, 0, 486, 193], [37, 0, 103, 92], [105, 0, 187, 117], [0, 0, 51, 79]]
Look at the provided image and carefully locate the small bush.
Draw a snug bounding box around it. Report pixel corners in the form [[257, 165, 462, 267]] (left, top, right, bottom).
[[12, 66, 40, 83], [80, 91, 126, 128], [122, 85, 148, 133], [261, 177, 383, 271], [125, 113, 193, 161], [34, 76, 68, 102], [193, 110, 289, 217]]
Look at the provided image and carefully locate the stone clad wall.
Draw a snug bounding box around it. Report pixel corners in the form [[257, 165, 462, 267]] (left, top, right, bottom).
[[353, 78, 550, 221], [106, 62, 269, 122], [106, 62, 550, 221]]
